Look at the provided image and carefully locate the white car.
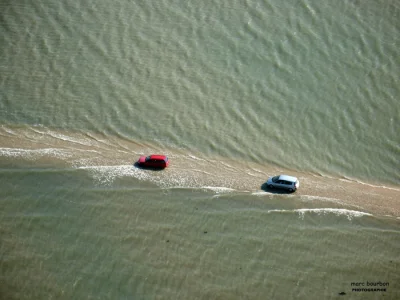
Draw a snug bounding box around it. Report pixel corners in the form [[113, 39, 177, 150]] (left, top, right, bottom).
[[266, 175, 299, 192]]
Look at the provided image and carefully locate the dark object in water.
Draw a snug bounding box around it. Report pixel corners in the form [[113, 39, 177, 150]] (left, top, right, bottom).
[[338, 292, 346, 295]]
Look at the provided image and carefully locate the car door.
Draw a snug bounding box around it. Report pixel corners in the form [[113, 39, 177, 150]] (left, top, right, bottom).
[[283, 180, 291, 190], [280, 180, 290, 189], [148, 159, 156, 167], [152, 159, 164, 168], [275, 180, 284, 188], [154, 159, 163, 168]]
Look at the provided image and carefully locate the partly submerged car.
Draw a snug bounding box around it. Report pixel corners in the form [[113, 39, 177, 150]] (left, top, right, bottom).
[[266, 175, 299, 192], [137, 154, 169, 169]]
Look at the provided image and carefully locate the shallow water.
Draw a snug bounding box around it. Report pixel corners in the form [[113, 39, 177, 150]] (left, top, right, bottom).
[[1, 166, 399, 299], [1, 0, 399, 299]]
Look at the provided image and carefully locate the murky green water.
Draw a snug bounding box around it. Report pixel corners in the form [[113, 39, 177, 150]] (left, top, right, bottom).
[[1, 0, 399, 299]]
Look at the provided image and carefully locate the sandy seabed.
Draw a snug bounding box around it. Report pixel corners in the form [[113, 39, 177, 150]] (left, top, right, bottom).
[[1, 126, 399, 218]]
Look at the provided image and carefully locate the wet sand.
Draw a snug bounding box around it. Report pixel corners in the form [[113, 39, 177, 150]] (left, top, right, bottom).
[[1, 126, 399, 218]]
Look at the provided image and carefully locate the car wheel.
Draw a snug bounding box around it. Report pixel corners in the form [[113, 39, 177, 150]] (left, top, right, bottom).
[[288, 188, 294, 192], [268, 184, 273, 189]]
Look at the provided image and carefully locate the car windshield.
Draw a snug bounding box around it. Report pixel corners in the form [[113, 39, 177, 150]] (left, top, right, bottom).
[[145, 156, 151, 161], [272, 176, 280, 183]]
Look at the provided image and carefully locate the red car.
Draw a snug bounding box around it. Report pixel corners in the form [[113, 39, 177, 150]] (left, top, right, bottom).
[[137, 154, 169, 169]]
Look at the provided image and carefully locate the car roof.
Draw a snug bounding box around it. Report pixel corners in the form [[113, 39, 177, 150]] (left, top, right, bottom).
[[149, 155, 168, 160], [278, 175, 298, 182]]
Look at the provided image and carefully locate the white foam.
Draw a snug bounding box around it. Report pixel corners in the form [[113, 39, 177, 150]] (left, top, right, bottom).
[[78, 163, 239, 191], [300, 195, 346, 205], [78, 165, 147, 185], [339, 178, 400, 192], [201, 186, 235, 193], [251, 191, 270, 196], [297, 208, 372, 220], [30, 128, 95, 147], [79, 164, 194, 188], [188, 154, 205, 161], [268, 208, 372, 220], [1, 125, 16, 135], [250, 168, 266, 174], [0, 147, 71, 159]]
